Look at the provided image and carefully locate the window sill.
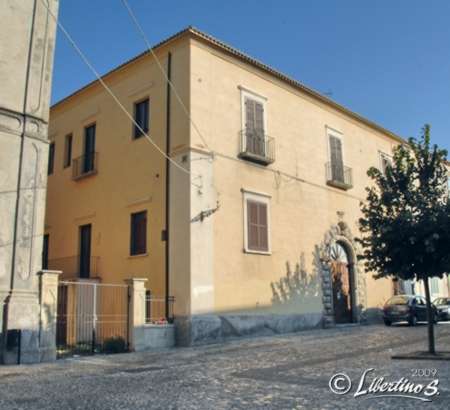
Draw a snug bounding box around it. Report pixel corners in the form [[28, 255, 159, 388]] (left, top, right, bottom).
[[244, 249, 272, 256], [72, 170, 98, 181], [132, 132, 149, 141], [326, 179, 353, 191], [238, 152, 274, 166], [128, 253, 149, 259]]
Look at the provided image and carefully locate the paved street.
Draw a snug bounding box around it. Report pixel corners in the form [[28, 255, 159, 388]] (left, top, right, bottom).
[[0, 323, 449, 409]]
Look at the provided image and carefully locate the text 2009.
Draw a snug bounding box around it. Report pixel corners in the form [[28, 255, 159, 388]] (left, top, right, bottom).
[[411, 369, 438, 377]]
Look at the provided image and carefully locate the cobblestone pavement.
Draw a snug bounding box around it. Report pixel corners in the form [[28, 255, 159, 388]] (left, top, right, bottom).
[[1, 323, 449, 409]]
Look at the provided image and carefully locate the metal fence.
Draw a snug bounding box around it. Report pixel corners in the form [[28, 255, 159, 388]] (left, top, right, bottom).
[[239, 130, 275, 164], [325, 161, 353, 189], [48, 256, 99, 280], [56, 281, 129, 358], [72, 152, 98, 180], [145, 292, 175, 324]]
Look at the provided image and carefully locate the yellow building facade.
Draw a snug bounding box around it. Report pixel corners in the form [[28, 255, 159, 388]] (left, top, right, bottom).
[[46, 28, 449, 345]]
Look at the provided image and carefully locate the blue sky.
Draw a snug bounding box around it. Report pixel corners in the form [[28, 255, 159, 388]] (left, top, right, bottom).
[[52, 0, 450, 151]]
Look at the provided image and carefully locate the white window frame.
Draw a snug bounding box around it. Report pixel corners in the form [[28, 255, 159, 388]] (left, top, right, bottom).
[[239, 86, 268, 151], [325, 126, 345, 165], [446, 173, 450, 197], [379, 151, 393, 175], [242, 189, 271, 255]]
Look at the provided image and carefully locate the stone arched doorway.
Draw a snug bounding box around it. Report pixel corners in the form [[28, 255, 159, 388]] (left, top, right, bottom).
[[318, 221, 366, 326], [330, 241, 354, 323]]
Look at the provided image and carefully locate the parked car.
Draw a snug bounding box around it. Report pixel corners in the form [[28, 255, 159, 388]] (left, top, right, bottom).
[[383, 295, 438, 326], [434, 297, 450, 321]]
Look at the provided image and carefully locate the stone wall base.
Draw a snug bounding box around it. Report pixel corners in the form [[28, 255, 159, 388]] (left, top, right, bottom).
[[133, 324, 175, 351], [0, 291, 41, 364], [360, 307, 384, 325], [174, 313, 323, 346]]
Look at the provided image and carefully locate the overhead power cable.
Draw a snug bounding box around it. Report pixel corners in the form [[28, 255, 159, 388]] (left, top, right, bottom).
[[120, 0, 212, 152], [40, 0, 202, 186]]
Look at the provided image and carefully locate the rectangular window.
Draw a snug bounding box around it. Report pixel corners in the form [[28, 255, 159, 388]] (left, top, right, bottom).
[[48, 142, 55, 175], [79, 224, 92, 279], [64, 134, 73, 168], [244, 96, 265, 156], [243, 191, 270, 253], [329, 134, 344, 182], [380, 152, 392, 176], [83, 124, 96, 173], [133, 98, 149, 139], [130, 211, 147, 255]]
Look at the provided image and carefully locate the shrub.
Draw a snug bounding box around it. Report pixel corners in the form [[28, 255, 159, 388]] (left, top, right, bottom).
[[102, 336, 127, 354]]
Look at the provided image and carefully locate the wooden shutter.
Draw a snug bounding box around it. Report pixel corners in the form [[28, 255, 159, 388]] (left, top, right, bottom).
[[258, 202, 268, 251], [254, 102, 264, 134], [329, 135, 344, 181], [245, 97, 265, 155], [245, 98, 255, 133], [247, 200, 269, 252], [247, 200, 259, 250]]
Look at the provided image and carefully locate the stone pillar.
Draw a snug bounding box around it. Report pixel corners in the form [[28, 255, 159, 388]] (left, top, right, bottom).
[[38, 270, 61, 362], [0, 0, 59, 364], [126, 278, 147, 352]]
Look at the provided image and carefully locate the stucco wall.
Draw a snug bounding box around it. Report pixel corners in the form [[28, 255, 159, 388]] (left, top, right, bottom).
[[46, 38, 191, 298], [189, 38, 396, 317]]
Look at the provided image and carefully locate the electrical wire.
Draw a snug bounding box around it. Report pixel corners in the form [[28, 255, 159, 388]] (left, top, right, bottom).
[[39, 0, 202, 187], [120, 0, 212, 153]]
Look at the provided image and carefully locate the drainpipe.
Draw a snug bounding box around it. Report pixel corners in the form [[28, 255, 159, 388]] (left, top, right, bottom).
[[164, 52, 172, 320]]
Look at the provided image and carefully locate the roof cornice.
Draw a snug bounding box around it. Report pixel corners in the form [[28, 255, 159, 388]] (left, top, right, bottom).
[[51, 26, 405, 144]]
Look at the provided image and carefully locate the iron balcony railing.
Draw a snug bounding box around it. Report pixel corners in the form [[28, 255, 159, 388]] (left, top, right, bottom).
[[47, 256, 100, 279], [145, 293, 175, 324], [72, 152, 98, 180], [325, 162, 353, 190], [238, 130, 275, 165]]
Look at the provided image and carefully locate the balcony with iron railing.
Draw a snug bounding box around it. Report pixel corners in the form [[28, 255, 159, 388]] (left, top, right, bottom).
[[145, 292, 175, 324], [72, 152, 98, 180], [325, 162, 353, 190], [238, 130, 275, 165], [47, 256, 100, 280]]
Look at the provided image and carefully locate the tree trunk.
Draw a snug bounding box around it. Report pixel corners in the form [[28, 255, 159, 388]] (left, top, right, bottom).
[[423, 278, 436, 355]]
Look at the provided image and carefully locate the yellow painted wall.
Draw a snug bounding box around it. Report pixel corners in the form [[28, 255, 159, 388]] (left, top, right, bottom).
[[189, 37, 397, 315], [47, 30, 408, 320], [46, 38, 191, 299]]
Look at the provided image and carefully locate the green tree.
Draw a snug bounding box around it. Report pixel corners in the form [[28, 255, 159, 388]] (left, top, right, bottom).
[[358, 125, 450, 354]]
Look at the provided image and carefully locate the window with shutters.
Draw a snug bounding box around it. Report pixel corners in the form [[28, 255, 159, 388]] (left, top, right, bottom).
[[379, 152, 392, 176], [243, 190, 271, 254], [72, 124, 98, 180], [329, 134, 344, 181], [133, 98, 149, 139], [130, 211, 148, 256], [239, 88, 275, 164], [326, 128, 353, 189]]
